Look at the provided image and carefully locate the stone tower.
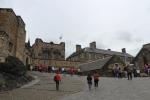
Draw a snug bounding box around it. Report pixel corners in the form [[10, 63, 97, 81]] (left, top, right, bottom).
[[0, 8, 26, 63], [32, 38, 65, 60]]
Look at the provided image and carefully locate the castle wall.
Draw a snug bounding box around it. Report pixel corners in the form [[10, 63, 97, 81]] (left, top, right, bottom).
[[0, 8, 26, 63], [32, 39, 65, 60]]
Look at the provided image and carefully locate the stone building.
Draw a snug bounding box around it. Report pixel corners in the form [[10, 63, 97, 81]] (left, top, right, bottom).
[[79, 55, 125, 76], [31, 39, 81, 68], [67, 42, 133, 64], [32, 38, 65, 60], [0, 8, 26, 63], [31, 38, 65, 67], [24, 40, 32, 68], [134, 43, 150, 72]]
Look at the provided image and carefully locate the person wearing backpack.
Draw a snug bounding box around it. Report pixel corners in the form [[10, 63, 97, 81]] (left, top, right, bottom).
[[54, 71, 61, 91]]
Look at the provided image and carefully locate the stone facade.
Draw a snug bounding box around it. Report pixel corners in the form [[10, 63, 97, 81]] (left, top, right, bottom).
[[0, 31, 9, 62], [0, 8, 26, 63], [134, 43, 150, 72], [31, 38, 78, 67], [24, 41, 32, 68], [32, 38, 65, 60], [33, 59, 80, 68], [31, 39, 80, 68], [67, 42, 133, 64]]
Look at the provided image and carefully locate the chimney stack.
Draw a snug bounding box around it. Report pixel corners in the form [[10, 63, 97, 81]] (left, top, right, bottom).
[[76, 45, 81, 52], [90, 41, 96, 49], [122, 48, 126, 53]]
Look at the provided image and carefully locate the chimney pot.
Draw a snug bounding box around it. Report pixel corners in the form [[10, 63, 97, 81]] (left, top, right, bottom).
[[122, 48, 126, 53], [90, 41, 96, 49], [76, 45, 81, 52]]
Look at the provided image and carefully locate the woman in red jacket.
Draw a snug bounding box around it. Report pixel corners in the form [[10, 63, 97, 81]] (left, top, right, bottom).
[[93, 72, 100, 88], [54, 72, 61, 91]]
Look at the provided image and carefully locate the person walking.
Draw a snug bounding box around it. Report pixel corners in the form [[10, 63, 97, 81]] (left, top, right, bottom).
[[118, 67, 122, 78], [114, 64, 119, 78], [54, 72, 61, 91], [127, 65, 132, 80], [147, 65, 150, 77], [87, 74, 92, 90], [124, 66, 127, 78], [144, 64, 148, 75], [93, 72, 100, 88]]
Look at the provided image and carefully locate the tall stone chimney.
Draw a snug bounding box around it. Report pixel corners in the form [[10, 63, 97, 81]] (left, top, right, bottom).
[[122, 48, 126, 53], [76, 45, 81, 52], [90, 41, 96, 49]]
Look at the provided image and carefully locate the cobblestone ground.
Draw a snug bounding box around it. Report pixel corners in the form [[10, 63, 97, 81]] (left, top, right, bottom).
[[0, 71, 84, 100], [60, 77, 150, 100], [1, 72, 150, 100]]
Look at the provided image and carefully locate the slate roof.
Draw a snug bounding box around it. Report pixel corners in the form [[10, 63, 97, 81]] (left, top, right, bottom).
[[79, 57, 112, 72], [134, 43, 150, 61], [67, 47, 133, 59], [85, 47, 133, 57]]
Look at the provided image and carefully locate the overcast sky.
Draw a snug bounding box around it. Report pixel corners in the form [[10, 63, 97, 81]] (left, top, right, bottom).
[[0, 0, 150, 57]]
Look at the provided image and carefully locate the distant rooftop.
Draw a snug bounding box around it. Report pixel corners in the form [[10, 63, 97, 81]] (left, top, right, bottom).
[[67, 47, 133, 59], [79, 56, 112, 72]]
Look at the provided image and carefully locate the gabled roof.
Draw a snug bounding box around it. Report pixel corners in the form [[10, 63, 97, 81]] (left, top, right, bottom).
[[66, 49, 84, 59], [84, 47, 133, 57], [133, 45, 150, 61], [67, 47, 133, 59], [79, 57, 112, 72]]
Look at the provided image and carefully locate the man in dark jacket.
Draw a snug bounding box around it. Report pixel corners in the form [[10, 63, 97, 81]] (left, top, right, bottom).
[[87, 74, 92, 90]]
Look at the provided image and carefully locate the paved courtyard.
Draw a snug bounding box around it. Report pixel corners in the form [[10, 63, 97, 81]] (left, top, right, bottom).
[[61, 77, 150, 100], [0, 72, 150, 100], [0, 72, 84, 100]]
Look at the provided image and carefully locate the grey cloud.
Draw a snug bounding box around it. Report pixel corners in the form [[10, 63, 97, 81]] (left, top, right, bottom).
[[116, 31, 133, 42], [96, 41, 106, 49], [116, 31, 143, 43]]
